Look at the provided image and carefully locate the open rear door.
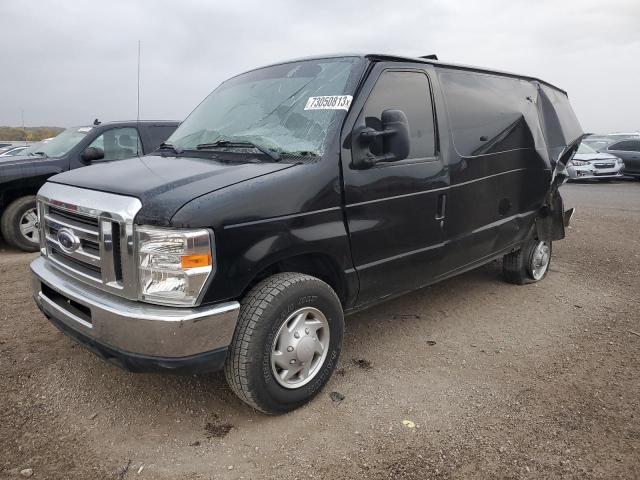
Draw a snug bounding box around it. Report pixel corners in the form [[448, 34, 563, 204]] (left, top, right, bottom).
[[535, 83, 584, 240]]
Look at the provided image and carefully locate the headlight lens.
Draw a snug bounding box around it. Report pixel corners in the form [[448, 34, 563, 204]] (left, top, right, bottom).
[[136, 226, 214, 306]]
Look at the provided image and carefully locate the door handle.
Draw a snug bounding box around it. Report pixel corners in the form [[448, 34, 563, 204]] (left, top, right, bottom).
[[435, 193, 447, 226]]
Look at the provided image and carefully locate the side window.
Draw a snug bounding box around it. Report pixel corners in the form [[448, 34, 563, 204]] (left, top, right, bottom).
[[360, 71, 436, 160], [88, 127, 141, 161], [440, 71, 539, 157]]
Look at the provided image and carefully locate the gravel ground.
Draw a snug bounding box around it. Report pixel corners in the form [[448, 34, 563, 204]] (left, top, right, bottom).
[[1, 181, 639, 479]]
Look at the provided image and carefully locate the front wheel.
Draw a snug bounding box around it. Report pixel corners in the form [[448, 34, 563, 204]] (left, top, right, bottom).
[[502, 237, 552, 285], [224, 273, 344, 414], [1, 195, 40, 252]]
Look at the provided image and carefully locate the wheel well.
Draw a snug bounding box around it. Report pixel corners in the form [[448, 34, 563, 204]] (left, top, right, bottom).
[[0, 185, 41, 212], [245, 253, 347, 305]]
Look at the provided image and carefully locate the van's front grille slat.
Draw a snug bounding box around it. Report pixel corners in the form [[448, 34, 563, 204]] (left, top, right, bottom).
[[81, 239, 100, 256], [49, 205, 99, 227], [112, 223, 123, 282], [50, 246, 102, 278]]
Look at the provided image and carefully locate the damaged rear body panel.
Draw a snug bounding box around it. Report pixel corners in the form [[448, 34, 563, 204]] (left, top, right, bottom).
[[433, 62, 582, 250], [535, 83, 583, 240]]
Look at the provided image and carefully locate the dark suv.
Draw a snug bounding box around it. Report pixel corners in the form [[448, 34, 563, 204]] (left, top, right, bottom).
[[30, 55, 581, 414], [603, 139, 640, 178], [0, 120, 178, 251]]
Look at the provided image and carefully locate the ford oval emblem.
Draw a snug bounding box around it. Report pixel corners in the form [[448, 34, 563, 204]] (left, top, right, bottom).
[[57, 228, 80, 253]]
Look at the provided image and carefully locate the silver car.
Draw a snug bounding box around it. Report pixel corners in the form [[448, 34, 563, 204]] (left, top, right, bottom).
[[566, 142, 624, 180]]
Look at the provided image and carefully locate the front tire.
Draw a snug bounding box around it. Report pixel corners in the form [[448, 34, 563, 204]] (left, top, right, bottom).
[[1, 195, 40, 252], [224, 273, 344, 414], [502, 237, 552, 285]]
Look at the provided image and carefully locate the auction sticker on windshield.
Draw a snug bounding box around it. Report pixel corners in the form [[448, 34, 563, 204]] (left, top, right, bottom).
[[304, 95, 352, 111]]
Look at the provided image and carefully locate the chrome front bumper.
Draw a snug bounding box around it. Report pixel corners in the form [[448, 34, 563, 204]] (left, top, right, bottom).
[[31, 256, 240, 369]]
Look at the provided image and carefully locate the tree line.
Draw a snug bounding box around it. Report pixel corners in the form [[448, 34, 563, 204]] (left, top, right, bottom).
[[0, 126, 64, 141]]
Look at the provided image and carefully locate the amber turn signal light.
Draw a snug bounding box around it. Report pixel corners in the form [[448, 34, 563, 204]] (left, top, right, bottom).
[[180, 254, 212, 269]]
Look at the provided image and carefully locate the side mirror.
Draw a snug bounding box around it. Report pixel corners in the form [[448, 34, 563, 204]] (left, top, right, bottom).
[[81, 146, 105, 162], [354, 109, 410, 168]]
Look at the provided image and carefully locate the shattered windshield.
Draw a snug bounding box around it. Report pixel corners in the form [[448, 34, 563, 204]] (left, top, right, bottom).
[[167, 57, 364, 158]]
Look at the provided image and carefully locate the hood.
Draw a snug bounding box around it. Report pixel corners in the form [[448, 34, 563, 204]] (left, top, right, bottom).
[[48, 154, 296, 225], [573, 152, 619, 161], [0, 154, 65, 187], [0, 154, 40, 165]]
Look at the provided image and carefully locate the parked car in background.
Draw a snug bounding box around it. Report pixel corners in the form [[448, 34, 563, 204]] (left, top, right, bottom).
[[566, 142, 624, 181], [0, 120, 178, 251], [600, 138, 640, 179], [0, 145, 29, 157]]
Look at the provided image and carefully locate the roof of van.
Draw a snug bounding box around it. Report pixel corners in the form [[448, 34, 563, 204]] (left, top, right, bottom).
[[368, 54, 567, 94], [255, 53, 568, 96]]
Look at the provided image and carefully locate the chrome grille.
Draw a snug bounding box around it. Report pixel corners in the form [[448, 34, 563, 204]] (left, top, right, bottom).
[[37, 183, 142, 300]]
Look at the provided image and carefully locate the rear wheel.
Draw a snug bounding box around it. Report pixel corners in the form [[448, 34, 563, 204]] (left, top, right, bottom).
[[1, 195, 40, 252], [502, 237, 552, 285], [224, 273, 343, 414]]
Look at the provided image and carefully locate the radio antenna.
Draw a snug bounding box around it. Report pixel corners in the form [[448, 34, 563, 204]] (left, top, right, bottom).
[[136, 40, 141, 123]]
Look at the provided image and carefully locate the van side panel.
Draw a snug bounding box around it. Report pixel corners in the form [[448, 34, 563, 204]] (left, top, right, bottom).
[[436, 69, 550, 272]]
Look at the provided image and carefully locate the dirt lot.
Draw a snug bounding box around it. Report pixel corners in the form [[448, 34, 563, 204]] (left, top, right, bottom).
[[1, 182, 639, 480]]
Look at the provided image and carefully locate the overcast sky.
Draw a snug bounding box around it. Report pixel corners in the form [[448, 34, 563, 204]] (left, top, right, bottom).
[[1, 0, 638, 133]]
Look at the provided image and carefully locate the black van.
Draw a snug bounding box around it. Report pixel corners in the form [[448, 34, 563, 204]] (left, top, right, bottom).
[[0, 120, 178, 251], [30, 55, 581, 414]]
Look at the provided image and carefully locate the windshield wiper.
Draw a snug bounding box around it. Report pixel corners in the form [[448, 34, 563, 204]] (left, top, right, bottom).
[[157, 142, 183, 155], [282, 151, 318, 158], [196, 140, 281, 161], [32, 151, 47, 157]]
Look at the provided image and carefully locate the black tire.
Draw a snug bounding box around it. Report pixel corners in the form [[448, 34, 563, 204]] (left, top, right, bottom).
[[224, 272, 344, 414], [502, 237, 552, 285], [1, 195, 40, 252]]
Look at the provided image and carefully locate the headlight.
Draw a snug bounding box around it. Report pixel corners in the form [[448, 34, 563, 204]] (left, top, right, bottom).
[[136, 226, 214, 306], [569, 159, 590, 166]]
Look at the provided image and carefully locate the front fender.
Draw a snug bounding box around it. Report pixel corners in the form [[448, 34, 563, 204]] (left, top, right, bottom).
[[200, 207, 355, 305]]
